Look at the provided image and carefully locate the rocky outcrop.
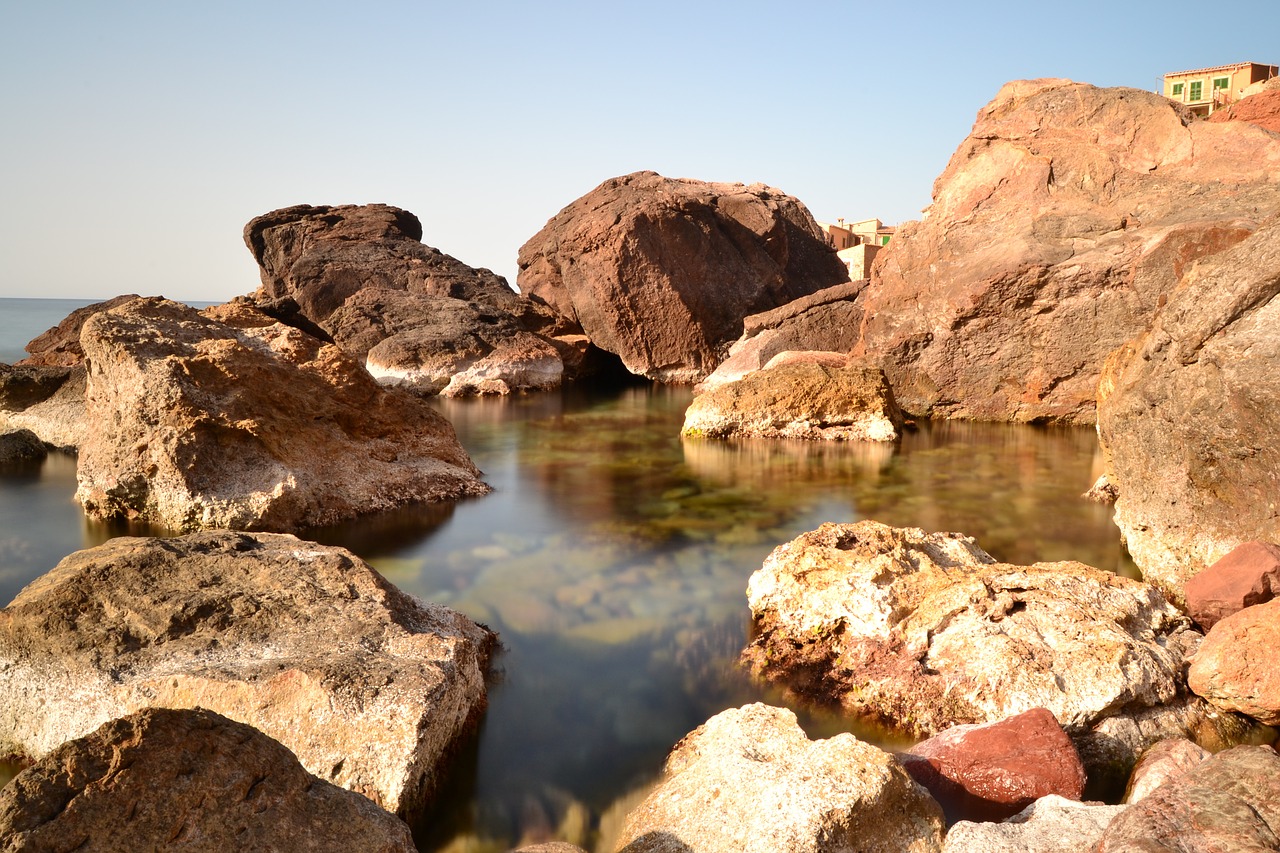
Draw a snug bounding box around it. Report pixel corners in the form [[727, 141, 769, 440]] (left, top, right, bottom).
[[1094, 745, 1280, 852], [743, 521, 1205, 779], [681, 356, 905, 441], [0, 365, 86, 451], [942, 795, 1124, 853], [1188, 598, 1280, 726], [517, 171, 851, 383], [1123, 738, 1209, 804], [900, 708, 1085, 823], [0, 531, 495, 816], [73, 297, 488, 531], [243, 203, 580, 395], [854, 78, 1280, 425], [0, 708, 417, 852], [615, 703, 943, 853], [697, 280, 866, 391], [1209, 86, 1280, 134], [0, 429, 46, 468], [1096, 214, 1280, 595], [17, 295, 140, 367], [1183, 541, 1280, 631]]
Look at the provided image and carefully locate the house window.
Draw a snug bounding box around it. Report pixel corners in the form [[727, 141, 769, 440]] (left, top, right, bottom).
[[1171, 82, 1184, 97], [880, 235, 891, 246], [1189, 80, 1203, 101], [1213, 76, 1230, 90]]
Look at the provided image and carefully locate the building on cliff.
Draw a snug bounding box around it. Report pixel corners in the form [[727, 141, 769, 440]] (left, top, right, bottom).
[[818, 218, 896, 280], [1162, 62, 1278, 117]]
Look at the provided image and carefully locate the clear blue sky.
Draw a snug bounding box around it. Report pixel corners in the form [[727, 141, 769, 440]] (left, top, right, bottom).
[[3, 0, 1278, 301]]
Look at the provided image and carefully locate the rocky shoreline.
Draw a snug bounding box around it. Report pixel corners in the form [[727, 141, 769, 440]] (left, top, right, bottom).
[[2, 75, 1280, 850]]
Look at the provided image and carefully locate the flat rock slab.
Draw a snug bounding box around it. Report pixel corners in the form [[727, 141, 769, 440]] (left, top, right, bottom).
[[615, 703, 943, 853], [744, 521, 1198, 747], [0, 531, 495, 816], [1184, 540, 1280, 631], [1095, 745, 1280, 852], [901, 708, 1085, 823], [682, 358, 904, 441], [0, 708, 416, 852], [1188, 597, 1280, 726], [74, 297, 489, 531]]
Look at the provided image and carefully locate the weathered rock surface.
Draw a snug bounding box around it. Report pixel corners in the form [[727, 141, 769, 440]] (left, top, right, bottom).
[[1188, 597, 1280, 726], [1097, 213, 1280, 595], [1209, 86, 1280, 134], [0, 708, 417, 852], [615, 703, 944, 853], [0, 365, 86, 451], [74, 297, 488, 531], [1094, 745, 1280, 852], [17, 295, 140, 367], [942, 795, 1124, 853], [698, 280, 866, 391], [0, 531, 495, 816], [1123, 737, 1210, 804], [743, 521, 1200, 761], [517, 171, 851, 383], [0, 429, 45, 468], [682, 357, 904, 441], [900, 708, 1085, 823], [243, 203, 579, 395], [854, 78, 1280, 425], [1184, 540, 1280, 631]]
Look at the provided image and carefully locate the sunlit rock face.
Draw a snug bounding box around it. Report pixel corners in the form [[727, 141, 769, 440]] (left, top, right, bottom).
[[856, 78, 1280, 425], [517, 171, 851, 383], [0, 531, 495, 817], [74, 297, 488, 532], [0, 708, 419, 853]]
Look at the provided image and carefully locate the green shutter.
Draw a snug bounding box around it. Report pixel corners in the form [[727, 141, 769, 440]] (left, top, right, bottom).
[[1214, 76, 1230, 90], [1172, 82, 1184, 96], [1190, 81, 1203, 101]]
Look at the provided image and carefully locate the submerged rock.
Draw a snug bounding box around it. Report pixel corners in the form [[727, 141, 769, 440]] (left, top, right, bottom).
[[681, 356, 904, 441], [856, 78, 1280, 424], [615, 703, 944, 853], [74, 297, 488, 532], [1097, 214, 1280, 596], [517, 171, 850, 383], [742, 520, 1203, 781], [0, 531, 495, 816], [243, 203, 578, 395], [0, 708, 417, 852], [0, 428, 46, 468]]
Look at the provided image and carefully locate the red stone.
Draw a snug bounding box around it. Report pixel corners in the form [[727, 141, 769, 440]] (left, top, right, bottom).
[[899, 707, 1086, 823], [1184, 541, 1280, 631]]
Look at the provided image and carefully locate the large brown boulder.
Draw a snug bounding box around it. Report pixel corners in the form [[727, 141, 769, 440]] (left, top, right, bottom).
[[0, 708, 417, 852], [74, 297, 488, 531], [854, 78, 1280, 425], [1094, 745, 1280, 852], [1183, 540, 1280, 631], [0, 531, 495, 816], [615, 703, 944, 853], [243, 203, 577, 395], [516, 171, 851, 383], [1188, 598, 1280, 726], [1097, 214, 1280, 596], [17, 295, 140, 367]]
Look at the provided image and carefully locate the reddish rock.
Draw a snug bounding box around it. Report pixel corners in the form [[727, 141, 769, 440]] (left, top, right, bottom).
[[1097, 213, 1280, 596], [17, 295, 140, 367], [900, 708, 1086, 823], [1183, 541, 1280, 630], [517, 171, 851, 383], [854, 78, 1280, 425], [1209, 86, 1280, 134], [1122, 738, 1210, 804], [1187, 598, 1280, 726], [1095, 745, 1280, 852]]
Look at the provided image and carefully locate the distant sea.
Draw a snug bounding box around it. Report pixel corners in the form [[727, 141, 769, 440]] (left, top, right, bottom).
[[0, 298, 216, 363]]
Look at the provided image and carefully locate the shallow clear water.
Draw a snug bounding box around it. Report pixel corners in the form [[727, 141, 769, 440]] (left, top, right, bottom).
[[0, 300, 1135, 852]]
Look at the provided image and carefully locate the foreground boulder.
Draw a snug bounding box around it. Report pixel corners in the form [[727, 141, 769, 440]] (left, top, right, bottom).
[[517, 171, 851, 382], [743, 521, 1208, 782], [1097, 214, 1280, 595], [900, 708, 1085, 823], [1183, 540, 1280, 631], [74, 297, 487, 531], [1094, 745, 1280, 852], [942, 795, 1124, 853], [0, 708, 416, 852], [681, 356, 905, 441], [1188, 598, 1280, 726], [0, 531, 495, 815], [1209, 81, 1280, 134], [615, 703, 943, 853], [244, 203, 579, 395], [855, 78, 1280, 424]]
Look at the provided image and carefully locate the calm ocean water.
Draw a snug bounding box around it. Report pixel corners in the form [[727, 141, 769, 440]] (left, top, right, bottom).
[[0, 297, 1134, 851]]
